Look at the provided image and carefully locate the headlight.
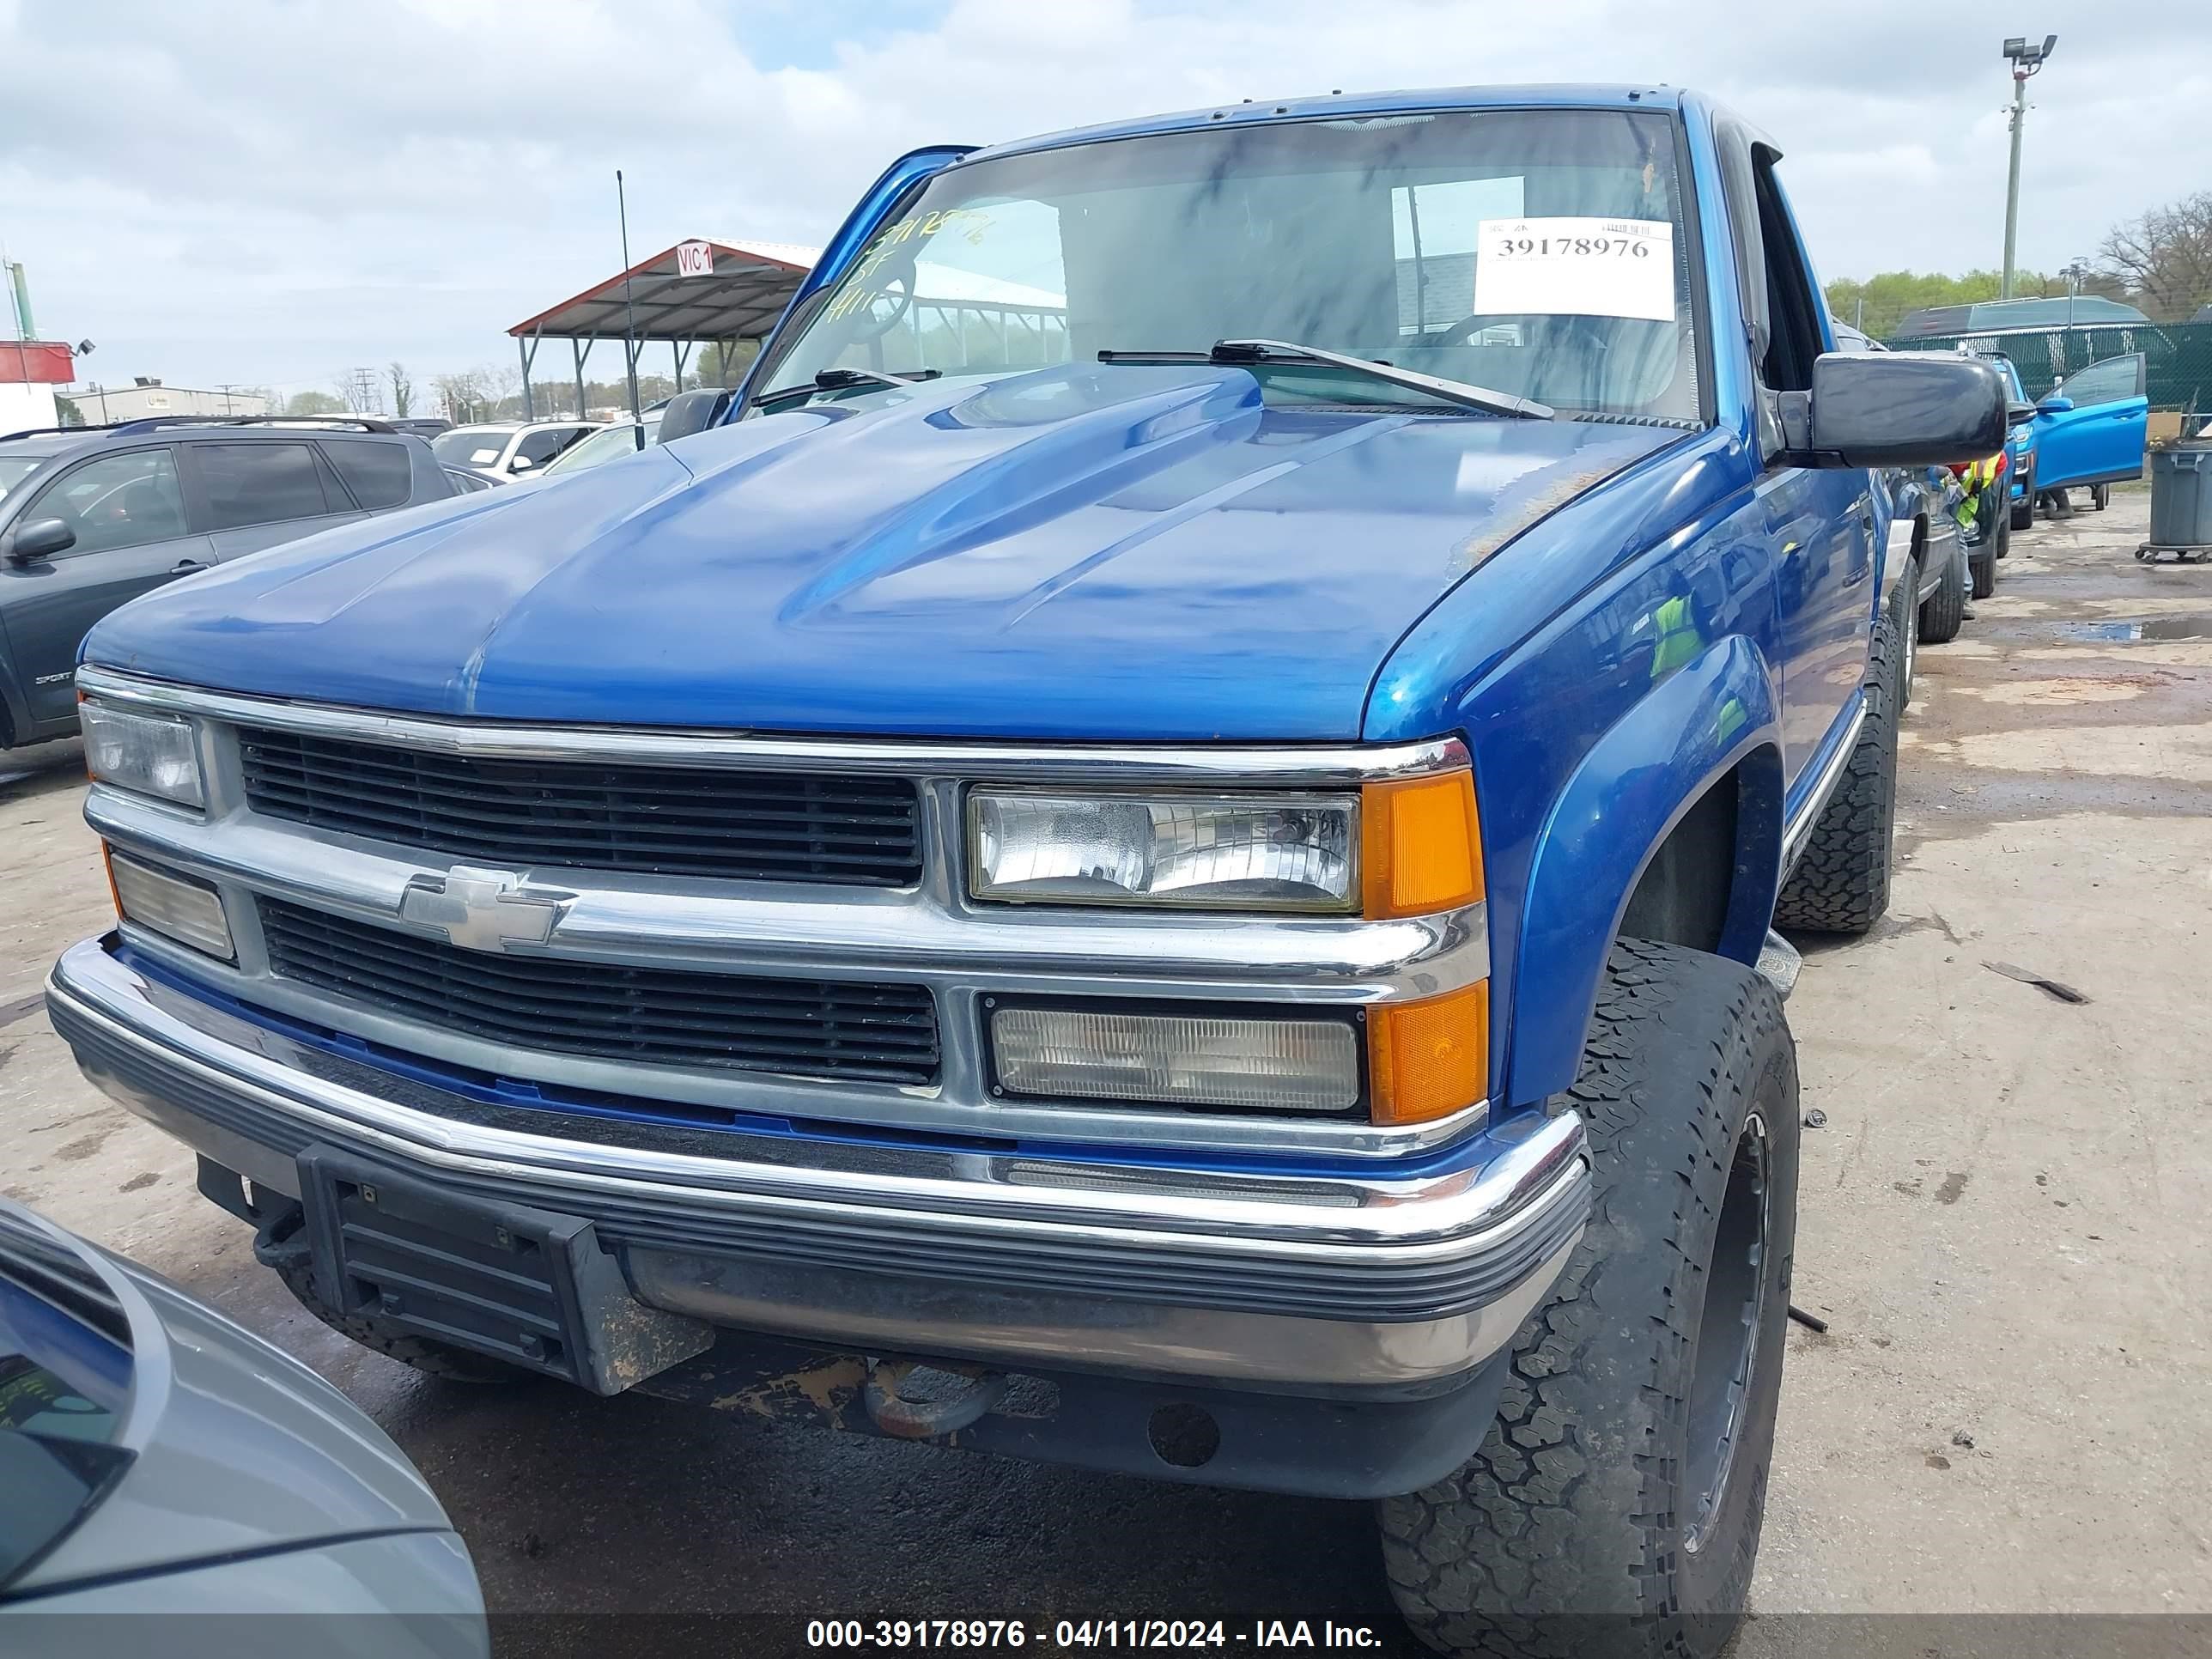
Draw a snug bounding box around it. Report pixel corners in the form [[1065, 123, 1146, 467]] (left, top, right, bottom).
[[969, 791, 1358, 913], [81, 701, 205, 809]]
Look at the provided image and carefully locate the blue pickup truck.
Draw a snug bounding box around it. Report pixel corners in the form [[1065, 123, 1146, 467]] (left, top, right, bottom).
[[46, 87, 2005, 1656]]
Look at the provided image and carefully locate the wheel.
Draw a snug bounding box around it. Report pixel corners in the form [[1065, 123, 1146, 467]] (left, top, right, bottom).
[[1379, 939, 1800, 1659], [2009, 482, 2034, 532], [1917, 542, 1966, 644], [256, 1206, 530, 1384], [1970, 525, 1997, 600], [1771, 605, 1900, 934], [2091, 482, 2111, 511]]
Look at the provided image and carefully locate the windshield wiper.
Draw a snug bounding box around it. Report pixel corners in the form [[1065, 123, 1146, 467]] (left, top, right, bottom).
[[1098, 340, 1552, 419], [751, 367, 941, 408]]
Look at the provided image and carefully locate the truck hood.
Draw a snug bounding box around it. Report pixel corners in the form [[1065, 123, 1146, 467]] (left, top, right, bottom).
[[86, 366, 1678, 740]]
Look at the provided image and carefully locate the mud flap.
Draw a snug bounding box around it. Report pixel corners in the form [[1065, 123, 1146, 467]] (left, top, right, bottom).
[[293, 1145, 712, 1395]]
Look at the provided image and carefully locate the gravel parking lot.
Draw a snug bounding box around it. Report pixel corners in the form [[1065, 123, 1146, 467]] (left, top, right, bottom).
[[3, 488, 2206, 1648]]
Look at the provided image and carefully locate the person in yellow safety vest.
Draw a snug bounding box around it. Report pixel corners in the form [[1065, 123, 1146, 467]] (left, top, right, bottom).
[[1954, 451, 2007, 533]]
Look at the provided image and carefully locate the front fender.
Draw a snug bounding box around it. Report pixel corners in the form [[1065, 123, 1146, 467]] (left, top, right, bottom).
[[1506, 633, 1783, 1108]]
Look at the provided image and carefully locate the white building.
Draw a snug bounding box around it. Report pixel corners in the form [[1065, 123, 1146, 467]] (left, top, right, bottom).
[[72, 379, 270, 424]]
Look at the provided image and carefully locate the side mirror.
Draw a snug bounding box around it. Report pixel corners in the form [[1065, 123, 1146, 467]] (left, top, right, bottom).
[[1799, 353, 2008, 468], [2008, 401, 2038, 427], [7, 517, 76, 563], [2037, 395, 2075, 416], [508, 454, 534, 471]]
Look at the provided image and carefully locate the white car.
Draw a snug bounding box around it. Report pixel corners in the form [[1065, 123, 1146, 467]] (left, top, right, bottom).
[[535, 411, 664, 478], [428, 420, 599, 483]]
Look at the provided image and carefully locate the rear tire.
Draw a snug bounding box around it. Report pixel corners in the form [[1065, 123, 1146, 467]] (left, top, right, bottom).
[[2091, 482, 2111, 511], [2009, 475, 2034, 532], [1379, 939, 1800, 1659], [1917, 542, 1966, 644], [1773, 605, 1900, 935], [1970, 532, 1996, 600]]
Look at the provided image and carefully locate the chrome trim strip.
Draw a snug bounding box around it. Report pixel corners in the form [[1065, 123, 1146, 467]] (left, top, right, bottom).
[[1781, 696, 1866, 872], [76, 666, 1469, 786], [47, 938, 1590, 1385]]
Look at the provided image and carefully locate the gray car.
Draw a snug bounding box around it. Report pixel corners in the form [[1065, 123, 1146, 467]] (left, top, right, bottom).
[[0, 1198, 485, 1655], [0, 416, 455, 751]]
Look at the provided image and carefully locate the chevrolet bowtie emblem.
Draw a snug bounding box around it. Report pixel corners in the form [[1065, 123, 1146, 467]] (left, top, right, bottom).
[[397, 866, 570, 952]]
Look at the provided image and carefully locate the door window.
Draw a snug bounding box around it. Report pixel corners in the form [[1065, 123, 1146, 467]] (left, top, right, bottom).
[[194, 443, 331, 529], [320, 439, 413, 509], [2056, 354, 2145, 407], [24, 450, 190, 556], [515, 427, 586, 466]]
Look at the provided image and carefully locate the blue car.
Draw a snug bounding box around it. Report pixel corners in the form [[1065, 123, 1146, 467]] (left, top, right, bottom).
[[2031, 351, 2150, 516], [1982, 353, 2041, 532]]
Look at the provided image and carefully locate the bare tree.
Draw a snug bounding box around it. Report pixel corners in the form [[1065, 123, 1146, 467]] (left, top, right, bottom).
[[387, 362, 415, 419], [431, 371, 484, 422], [2100, 191, 2212, 321], [477, 362, 522, 420]]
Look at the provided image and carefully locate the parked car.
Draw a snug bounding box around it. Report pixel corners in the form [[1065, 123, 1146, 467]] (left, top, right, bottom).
[[1832, 321, 1973, 651], [428, 421, 599, 483], [1980, 353, 2043, 531], [534, 410, 661, 477], [2033, 350, 2150, 514], [46, 86, 2006, 1659], [1890, 294, 2151, 341], [0, 418, 455, 751], [0, 1199, 484, 1651], [440, 465, 498, 494]]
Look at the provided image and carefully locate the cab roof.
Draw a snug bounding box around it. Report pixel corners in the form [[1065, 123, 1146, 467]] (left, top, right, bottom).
[[969, 83, 1688, 163]]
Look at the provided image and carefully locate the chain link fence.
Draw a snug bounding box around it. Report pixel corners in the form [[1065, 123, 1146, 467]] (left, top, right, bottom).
[[1883, 320, 2212, 413]]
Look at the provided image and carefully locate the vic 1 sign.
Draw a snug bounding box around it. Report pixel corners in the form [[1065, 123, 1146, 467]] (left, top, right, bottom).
[[676, 240, 715, 277], [1472, 217, 1674, 323]]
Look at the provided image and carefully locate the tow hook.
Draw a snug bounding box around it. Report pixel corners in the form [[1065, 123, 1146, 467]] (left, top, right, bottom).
[[862, 1358, 1009, 1439]]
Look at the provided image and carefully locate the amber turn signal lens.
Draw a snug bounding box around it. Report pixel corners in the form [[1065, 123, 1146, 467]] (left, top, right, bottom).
[[1368, 981, 1488, 1126], [1361, 769, 1482, 919], [100, 842, 123, 919]]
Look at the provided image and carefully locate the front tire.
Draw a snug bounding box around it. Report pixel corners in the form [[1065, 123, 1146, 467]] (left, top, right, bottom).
[[1970, 526, 1998, 600], [1773, 604, 1901, 934], [2009, 475, 2034, 532], [2091, 482, 2111, 511], [1379, 939, 1801, 1659], [1917, 540, 1966, 644]]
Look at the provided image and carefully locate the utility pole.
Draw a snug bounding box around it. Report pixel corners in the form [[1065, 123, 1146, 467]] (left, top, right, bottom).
[[2000, 33, 2058, 301]]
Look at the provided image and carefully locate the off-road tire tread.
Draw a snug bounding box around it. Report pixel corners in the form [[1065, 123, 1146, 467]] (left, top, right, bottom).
[[1377, 939, 1797, 1659], [1969, 542, 1996, 600], [1771, 609, 1899, 934]]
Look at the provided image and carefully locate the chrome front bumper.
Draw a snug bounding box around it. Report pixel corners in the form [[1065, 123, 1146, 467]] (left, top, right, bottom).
[[46, 937, 1589, 1392]]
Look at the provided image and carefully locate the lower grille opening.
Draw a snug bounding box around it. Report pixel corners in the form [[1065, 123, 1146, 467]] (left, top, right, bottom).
[[258, 898, 940, 1086]]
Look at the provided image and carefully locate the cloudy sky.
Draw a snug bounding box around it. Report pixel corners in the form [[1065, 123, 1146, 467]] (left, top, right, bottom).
[[3, 0, 2204, 399]]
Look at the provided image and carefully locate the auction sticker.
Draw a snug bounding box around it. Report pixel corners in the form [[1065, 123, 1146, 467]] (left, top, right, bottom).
[[1473, 216, 1674, 322]]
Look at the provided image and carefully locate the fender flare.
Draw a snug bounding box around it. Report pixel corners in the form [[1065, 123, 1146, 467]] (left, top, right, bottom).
[[1504, 633, 1784, 1108]]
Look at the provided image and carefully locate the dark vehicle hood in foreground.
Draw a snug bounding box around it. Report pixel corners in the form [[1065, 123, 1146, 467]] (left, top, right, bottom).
[[85, 367, 1679, 740]]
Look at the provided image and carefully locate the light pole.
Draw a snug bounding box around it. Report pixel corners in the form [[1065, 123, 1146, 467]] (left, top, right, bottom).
[[2001, 33, 2058, 301]]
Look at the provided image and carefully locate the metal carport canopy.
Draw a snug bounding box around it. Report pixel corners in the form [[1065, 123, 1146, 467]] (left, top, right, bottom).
[[508, 239, 818, 344]]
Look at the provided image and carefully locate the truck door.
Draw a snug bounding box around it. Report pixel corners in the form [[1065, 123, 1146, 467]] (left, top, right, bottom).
[[1726, 134, 1876, 801], [2033, 352, 2148, 495]]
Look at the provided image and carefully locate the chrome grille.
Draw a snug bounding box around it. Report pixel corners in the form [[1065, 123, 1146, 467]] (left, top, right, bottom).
[[258, 899, 940, 1085], [237, 726, 922, 886]]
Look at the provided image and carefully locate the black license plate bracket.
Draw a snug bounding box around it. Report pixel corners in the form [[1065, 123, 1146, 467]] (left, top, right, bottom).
[[295, 1145, 711, 1395]]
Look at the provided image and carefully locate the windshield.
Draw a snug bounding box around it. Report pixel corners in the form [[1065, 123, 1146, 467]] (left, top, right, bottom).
[[540, 422, 643, 476], [0, 457, 43, 503], [431, 428, 509, 468], [760, 108, 1701, 421]]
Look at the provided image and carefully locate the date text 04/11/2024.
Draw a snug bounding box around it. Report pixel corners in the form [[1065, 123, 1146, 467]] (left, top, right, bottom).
[[803, 1620, 1385, 1650]]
